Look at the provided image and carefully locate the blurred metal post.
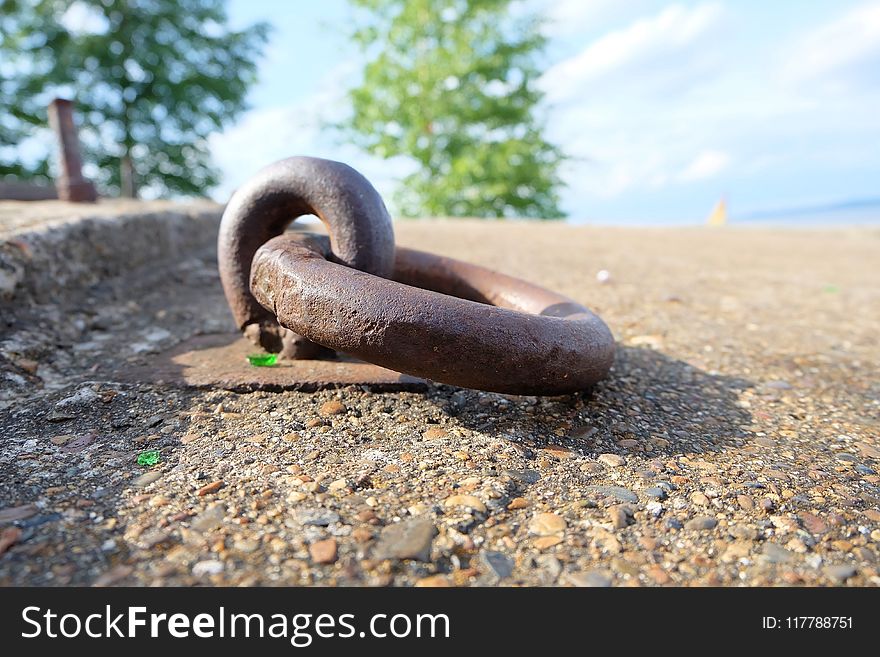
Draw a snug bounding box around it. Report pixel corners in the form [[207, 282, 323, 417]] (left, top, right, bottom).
[[47, 98, 97, 203]]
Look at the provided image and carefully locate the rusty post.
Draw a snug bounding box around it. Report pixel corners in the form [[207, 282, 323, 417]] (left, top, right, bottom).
[[47, 98, 97, 203]]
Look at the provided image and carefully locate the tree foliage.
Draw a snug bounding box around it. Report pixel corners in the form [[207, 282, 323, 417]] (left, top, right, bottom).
[[344, 0, 565, 218], [0, 0, 268, 197]]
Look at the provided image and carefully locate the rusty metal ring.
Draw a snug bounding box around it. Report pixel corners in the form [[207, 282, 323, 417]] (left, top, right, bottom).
[[218, 156, 395, 358], [250, 233, 616, 395]]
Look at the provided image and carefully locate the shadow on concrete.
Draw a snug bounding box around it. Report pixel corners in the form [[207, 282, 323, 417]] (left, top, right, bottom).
[[431, 345, 754, 458]]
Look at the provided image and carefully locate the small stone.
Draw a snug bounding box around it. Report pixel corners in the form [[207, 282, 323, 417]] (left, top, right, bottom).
[[234, 538, 260, 553], [50, 435, 73, 446], [192, 560, 224, 576], [0, 526, 22, 556], [131, 471, 162, 488], [444, 494, 486, 513], [823, 564, 857, 583], [691, 492, 710, 506], [799, 512, 828, 535], [533, 536, 563, 550], [92, 565, 133, 587], [644, 487, 667, 500], [737, 494, 754, 511], [585, 486, 638, 504], [596, 269, 611, 284], [309, 538, 338, 564], [328, 478, 348, 492], [352, 527, 373, 543], [684, 516, 717, 531], [197, 481, 223, 496], [415, 575, 452, 587], [479, 551, 514, 580], [190, 504, 226, 532], [319, 400, 346, 416], [598, 453, 625, 467], [422, 427, 447, 440], [373, 516, 435, 561], [507, 497, 529, 510], [761, 543, 794, 564], [0, 504, 38, 522], [607, 505, 633, 530], [529, 513, 566, 536], [299, 509, 341, 527], [505, 469, 540, 484], [565, 570, 612, 587]]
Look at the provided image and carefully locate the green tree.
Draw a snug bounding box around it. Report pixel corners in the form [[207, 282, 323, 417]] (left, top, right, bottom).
[[344, 0, 565, 218], [0, 0, 268, 197]]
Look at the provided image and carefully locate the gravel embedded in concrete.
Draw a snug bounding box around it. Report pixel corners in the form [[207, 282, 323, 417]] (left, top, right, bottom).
[[1, 213, 879, 587]]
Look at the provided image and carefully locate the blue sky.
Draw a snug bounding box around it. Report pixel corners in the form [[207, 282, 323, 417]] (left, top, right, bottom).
[[208, 0, 880, 222]]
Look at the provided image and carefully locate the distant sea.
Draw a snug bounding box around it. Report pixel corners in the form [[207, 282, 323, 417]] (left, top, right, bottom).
[[574, 198, 880, 227], [733, 198, 880, 227]]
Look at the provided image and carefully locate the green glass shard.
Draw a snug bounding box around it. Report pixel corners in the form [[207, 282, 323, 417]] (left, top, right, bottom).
[[137, 450, 160, 466], [823, 285, 839, 293], [247, 352, 278, 367]]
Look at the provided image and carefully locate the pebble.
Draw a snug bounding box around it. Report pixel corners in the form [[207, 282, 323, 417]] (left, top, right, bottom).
[[691, 492, 710, 506], [533, 536, 563, 550], [197, 481, 223, 496], [190, 504, 226, 532], [644, 487, 667, 500], [823, 564, 857, 583], [309, 538, 338, 564], [131, 472, 162, 487], [299, 509, 341, 527], [0, 504, 38, 522], [736, 494, 754, 511], [798, 512, 828, 535], [585, 486, 638, 504], [480, 551, 514, 580], [422, 427, 447, 440], [0, 526, 22, 555], [319, 400, 346, 416], [415, 575, 452, 587], [528, 513, 567, 536], [507, 497, 529, 510], [607, 505, 632, 529], [761, 543, 794, 564], [192, 560, 224, 576], [598, 453, 625, 467], [444, 495, 486, 513], [505, 469, 540, 484], [565, 570, 612, 587], [92, 565, 133, 587], [373, 516, 435, 561], [684, 516, 717, 531]]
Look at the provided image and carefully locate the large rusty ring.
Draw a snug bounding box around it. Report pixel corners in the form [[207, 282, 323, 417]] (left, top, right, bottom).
[[249, 232, 615, 395], [218, 156, 395, 358], [219, 156, 615, 395]]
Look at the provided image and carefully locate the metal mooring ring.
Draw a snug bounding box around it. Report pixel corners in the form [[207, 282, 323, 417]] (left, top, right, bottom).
[[249, 232, 616, 395], [218, 156, 395, 358]]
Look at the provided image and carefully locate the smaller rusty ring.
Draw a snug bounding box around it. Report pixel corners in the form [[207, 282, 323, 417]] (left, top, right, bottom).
[[250, 233, 615, 395], [217, 156, 395, 357]]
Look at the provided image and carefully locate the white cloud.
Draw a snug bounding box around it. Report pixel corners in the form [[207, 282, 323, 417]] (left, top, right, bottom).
[[677, 150, 730, 182], [540, 3, 724, 102], [781, 2, 880, 93], [542, 0, 619, 36]]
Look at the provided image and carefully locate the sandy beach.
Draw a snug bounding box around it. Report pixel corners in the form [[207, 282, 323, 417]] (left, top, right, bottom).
[[1, 206, 878, 586]]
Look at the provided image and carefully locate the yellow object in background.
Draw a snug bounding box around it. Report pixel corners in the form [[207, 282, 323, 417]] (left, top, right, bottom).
[[706, 198, 727, 226]]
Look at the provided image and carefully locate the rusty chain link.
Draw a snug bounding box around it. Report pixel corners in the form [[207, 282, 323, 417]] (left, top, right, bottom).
[[218, 156, 614, 395]]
